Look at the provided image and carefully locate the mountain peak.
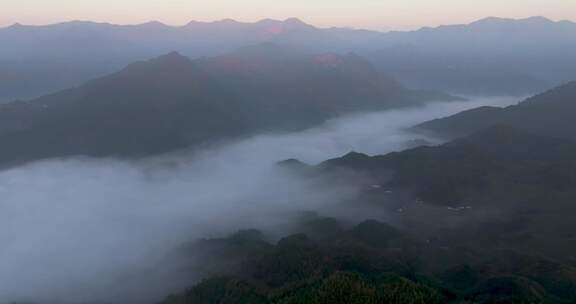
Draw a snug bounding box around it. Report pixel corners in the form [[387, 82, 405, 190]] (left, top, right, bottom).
[[185, 18, 244, 27], [8, 22, 24, 28], [471, 16, 514, 25], [216, 18, 241, 25], [521, 16, 553, 23], [320, 151, 373, 169], [471, 16, 554, 27], [254, 17, 314, 34], [139, 20, 167, 28], [156, 51, 188, 60], [141, 51, 193, 69], [277, 158, 310, 170], [284, 17, 307, 26], [254, 18, 308, 26], [342, 151, 371, 160], [114, 51, 194, 78]]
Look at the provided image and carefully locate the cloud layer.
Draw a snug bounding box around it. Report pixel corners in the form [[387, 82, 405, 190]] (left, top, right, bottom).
[[0, 96, 518, 303]]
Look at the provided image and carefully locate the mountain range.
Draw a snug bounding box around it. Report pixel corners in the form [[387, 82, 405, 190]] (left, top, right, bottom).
[[0, 44, 453, 168], [2, 16, 575, 102], [0, 18, 320, 102], [363, 16, 576, 95], [3, 15, 576, 304]]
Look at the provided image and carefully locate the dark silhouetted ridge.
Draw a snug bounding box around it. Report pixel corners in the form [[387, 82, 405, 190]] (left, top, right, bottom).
[[417, 81, 576, 140], [0, 45, 444, 167]]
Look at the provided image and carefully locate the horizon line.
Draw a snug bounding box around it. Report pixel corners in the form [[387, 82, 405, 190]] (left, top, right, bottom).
[[2, 15, 574, 33]]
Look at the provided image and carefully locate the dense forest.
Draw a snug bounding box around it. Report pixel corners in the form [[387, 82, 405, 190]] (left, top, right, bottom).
[[160, 216, 576, 303], [153, 83, 576, 304], [3, 55, 576, 304]]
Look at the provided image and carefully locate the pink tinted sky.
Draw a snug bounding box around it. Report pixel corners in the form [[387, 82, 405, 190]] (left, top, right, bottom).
[[1, 0, 575, 30]]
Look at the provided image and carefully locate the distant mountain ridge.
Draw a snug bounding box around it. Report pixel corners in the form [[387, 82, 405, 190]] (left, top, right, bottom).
[[364, 16, 576, 95], [2, 16, 575, 101], [4, 16, 572, 35], [0, 45, 453, 168], [0, 18, 325, 102]]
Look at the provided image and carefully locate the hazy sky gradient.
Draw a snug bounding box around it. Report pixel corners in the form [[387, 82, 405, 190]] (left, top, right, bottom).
[[1, 0, 575, 30]]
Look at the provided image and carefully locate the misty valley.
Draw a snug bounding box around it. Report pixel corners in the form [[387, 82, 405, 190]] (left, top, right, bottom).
[[1, 12, 576, 304]]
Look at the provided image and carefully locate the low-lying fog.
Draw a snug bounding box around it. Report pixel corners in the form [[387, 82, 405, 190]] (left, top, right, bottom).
[[0, 97, 518, 304]]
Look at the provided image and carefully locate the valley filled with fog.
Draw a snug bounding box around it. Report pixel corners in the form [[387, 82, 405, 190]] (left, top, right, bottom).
[[0, 96, 518, 303], [3, 3, 576, 302]]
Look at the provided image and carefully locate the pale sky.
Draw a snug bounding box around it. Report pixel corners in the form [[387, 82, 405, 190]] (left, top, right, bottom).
[[1, 0, 575, 30]]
